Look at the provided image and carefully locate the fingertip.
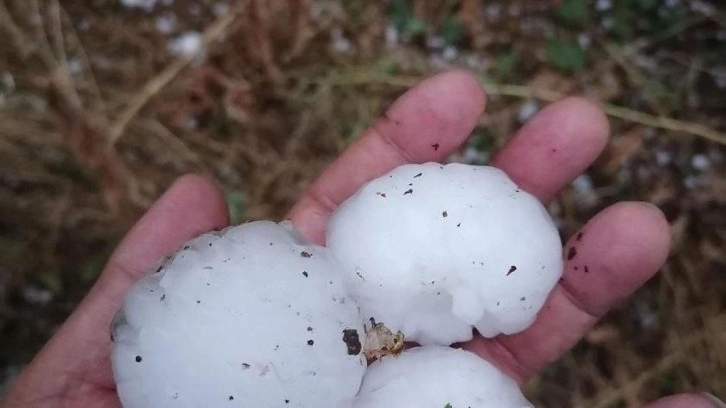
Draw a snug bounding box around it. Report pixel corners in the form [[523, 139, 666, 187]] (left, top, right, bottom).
[[167, 174, 230, 228], [440, 69, 487, 113], [414, 69, 486, 105], [557, 200, 672, 317], [557, 96, 610, 148], [169, 173, 218, 193], [631, 201, 671, 255], [595, 201, 672, 271], [643, 393, 725, 408], [387, 69, 486, 150], [492, 96, 609, 202], [534, 96, 610, 159], [168, 173, 222, 200]]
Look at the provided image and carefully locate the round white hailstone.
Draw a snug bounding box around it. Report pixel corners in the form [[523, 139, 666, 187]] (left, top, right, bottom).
[[326, 163, 563, 345], [353, 346, 532, 408], [111, 221, 366, 408]]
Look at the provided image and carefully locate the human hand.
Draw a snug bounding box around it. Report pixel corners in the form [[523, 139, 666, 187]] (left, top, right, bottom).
[[2, 71, 720, 408]]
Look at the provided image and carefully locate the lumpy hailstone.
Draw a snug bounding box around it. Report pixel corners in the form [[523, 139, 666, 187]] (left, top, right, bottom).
[[354, 346, 532, 408], [111, 221, 366, 408], [327, 163, 563, 345]]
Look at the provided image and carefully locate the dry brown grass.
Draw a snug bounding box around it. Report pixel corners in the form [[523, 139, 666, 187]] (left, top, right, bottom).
[[0, 0, 724, 405]]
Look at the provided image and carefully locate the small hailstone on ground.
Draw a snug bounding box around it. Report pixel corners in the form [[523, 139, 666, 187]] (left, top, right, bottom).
[[691, 154, 710, 171], [120, 0, 160, 10], [353, 346, 533, 408], [442, 46, 458, 61], [155, 14, 176, 35], [578, 33, 591, 49], [517, 99, 539, 123], [169, 31, 202, 57], [213, 2, 230, 17], [595, 0, 613, 11], [21, 286, 53, 305], [384, 25, 399, 48], [326, 163, 563, 345], [111, 221, 366, 408], [331, 26, 354, 54]]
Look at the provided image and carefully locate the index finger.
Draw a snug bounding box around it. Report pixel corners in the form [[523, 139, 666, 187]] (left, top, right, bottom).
[[287, 70, 486, 243]]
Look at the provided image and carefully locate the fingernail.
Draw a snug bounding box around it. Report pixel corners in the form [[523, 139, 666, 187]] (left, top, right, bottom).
[[703, 393, 726, 408]]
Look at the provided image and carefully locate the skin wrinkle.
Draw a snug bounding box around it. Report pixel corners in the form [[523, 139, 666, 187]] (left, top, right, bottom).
[[304, 183, 339, 215], [557, 276, 602, 320], [102, 257, 144, 288], [485, 335, 538, 383], [371, 115, 417, 165]]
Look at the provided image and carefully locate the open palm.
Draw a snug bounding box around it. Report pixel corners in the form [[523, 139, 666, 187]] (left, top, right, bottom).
[[2, 71, 716, 408]]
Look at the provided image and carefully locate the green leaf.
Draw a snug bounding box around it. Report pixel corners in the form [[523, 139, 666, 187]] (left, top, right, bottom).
[[495, 51, 518, 78], [546, 38, 587, 72], [556, 0, 591, 26], [377, 57, 401, 75], [405, 18, 426, 37], [634, 0, 658, 10], [38, 271, 63, 295], [388, 0, 425, 38], [226, 190, 246, 224], [441, 15, 463, 46], [0, 236, 23, 258], [472, 129, 496, 153], [80, 258, 104, 283], [608, 2, 635, 40], [658, 370, 679, 394], [342, 121, 367, 142]]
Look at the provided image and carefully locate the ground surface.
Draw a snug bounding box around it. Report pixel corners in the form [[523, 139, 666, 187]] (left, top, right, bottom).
[[0, 0, 724, 406]]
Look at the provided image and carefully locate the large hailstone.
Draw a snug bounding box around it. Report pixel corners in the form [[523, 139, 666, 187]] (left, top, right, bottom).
[[111, 221, 366, 408], [327, 163, 563, 345], [353, 346, 532, 408]]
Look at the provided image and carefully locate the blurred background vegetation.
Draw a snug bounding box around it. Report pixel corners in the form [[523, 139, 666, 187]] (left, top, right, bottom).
[[0, 0, 724, 405]]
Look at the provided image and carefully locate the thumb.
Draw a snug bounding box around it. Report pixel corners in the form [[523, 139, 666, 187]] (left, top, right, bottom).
[[643, 393, 725, 408]]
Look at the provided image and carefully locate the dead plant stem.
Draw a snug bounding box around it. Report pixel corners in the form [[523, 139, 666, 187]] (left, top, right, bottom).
[[317, 70, 726, 145]]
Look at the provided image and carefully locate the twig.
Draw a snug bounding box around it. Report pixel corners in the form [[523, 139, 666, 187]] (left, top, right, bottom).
[[706, 12, 726, 30], [630, 14, 708, 51], [49, 0, 68, 72], [601, 104, 724, 145], [107, 7, 243, 147], [600, 41, 648, 93], [59, 3, 105, 108], [139, 119, 205, 166], [28, 0, 58, 68], [485, 85, 725, 145], [0, 1, 32, 60], [315, 71, 726, 145]]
